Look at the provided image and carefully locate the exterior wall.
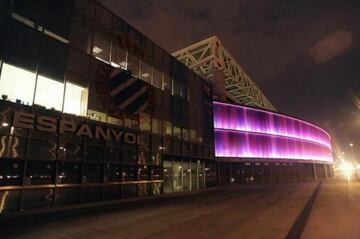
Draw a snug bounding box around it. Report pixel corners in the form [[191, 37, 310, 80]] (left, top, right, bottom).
[[213, 101, 333, 163], [218, 162, 331, 185], [0, 0, 215, 214], [213, 101, 333, 185]]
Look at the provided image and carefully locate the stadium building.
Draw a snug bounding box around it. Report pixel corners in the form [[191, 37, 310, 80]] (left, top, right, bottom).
[[0, 0, 332, 214]]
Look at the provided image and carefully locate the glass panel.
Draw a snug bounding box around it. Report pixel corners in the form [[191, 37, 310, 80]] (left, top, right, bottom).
[[138, 165, 149, 180], [95, 4, 113, 29], [123, 149, 137, 164], [173, 127, 181, 139], [137, 183, 149, 197], [85, 164, 103, 183], [172, 161, 183, 192], [198, 161, 205, 189], [0, 190, 21, 213], [151, 118, 162, 135], [139, 113, 151, 132], [84, 145, 104, 162], [182, 160, 191, 191], [122, 165, 137, 181], [182, 128, 190, 141], [140, 61, 152, 83], [93, 26, 111, 62], [127, 53, 140, 77], [106, 147, 122, 162], [58, 140, 83, 161], [28, 138, 57, 160], [54, 187, 80, 206], [151, 182, 161, 196], [57, 162, 81, 184], [163, 74, 172, 93], [25, 161, 55, 185], [151, 166, 162, 180], [104, 185, 121, 200], [191, 160, 198, 191], [0, 63, 36, 105], [106, 164, 121, 182], [164, 121, 172, 136], [0, 135, 27, 159], [153, 68, 162, 89], [138, 150, 150, 165], [122, 184, 136, 198], [63, 81, 88, 116], [0, 159, 23, 186], [111, 43, 127, 69], [21, 189, 53, 210], [163, 160, 172, 193], [83, 186, 102, 202], [34, 75, 64, 110]]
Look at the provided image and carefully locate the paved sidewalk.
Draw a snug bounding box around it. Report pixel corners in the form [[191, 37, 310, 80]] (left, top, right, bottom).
[[1, 182, 317, 239], [302, 177, 360, 239]]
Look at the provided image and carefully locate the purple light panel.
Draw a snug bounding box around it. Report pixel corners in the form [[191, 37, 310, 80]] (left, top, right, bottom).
[[213, 102, 333, 162]]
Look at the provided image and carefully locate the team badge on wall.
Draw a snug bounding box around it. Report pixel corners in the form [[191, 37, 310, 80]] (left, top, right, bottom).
[[96, 63, 155, 118]]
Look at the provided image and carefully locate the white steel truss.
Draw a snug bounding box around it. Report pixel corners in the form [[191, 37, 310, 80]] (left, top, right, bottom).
[[172, 36, 276, 111]]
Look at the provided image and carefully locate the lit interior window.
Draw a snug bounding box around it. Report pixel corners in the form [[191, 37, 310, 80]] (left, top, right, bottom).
[[63, 82, 88, 116], [34, 75, 64, 110], [0, 63, 36, 104]]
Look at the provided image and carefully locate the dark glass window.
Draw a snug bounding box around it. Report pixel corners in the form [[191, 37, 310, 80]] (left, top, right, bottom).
[[127, 53, 140, 77], [151, 166, 162, 180], [0, 160, 23, 186], [0, 190, 21, 213], [122, 165, 137, 181], [85, 164, 103, 183], [123, 149, 137, 164], [54, 187, 80, 206], [58, 141, 83, 161], [138, 150, 150, 165], [151, 182, 162, 196], [25, 161, 55, 185], [93, 25, 111, 62], [106, 147, 122, 162], [122, 184, 136, 198], [83, 186, 102, 202], [28, 138, 57, 160], [45, 0, 72, 38], [104, 185, 122, 200], [0, 135, 27, 159], [138, 165, 149, 180], [137, 183, 149, 197], [21, 189, 53, 210], [69, 12, 92, 54], [57, 162, 81, 184], [95, 4, 113, 29], [84, 144, 104, 162], [106, 164, 121, 182]]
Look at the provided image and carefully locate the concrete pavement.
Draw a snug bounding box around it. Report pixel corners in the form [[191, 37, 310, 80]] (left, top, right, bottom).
[[1, 182, 318, 239], [302, 177, 360, 239]]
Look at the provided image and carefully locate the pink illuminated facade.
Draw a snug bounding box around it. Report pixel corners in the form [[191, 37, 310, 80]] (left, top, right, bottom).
[[213, 102, 333, 163]]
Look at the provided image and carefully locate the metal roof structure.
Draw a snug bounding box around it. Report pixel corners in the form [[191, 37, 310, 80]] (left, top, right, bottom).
[[172, 36, 276, 111]]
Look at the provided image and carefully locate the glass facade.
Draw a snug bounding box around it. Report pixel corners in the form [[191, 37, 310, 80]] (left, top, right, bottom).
[[0, 0, 215, 214]]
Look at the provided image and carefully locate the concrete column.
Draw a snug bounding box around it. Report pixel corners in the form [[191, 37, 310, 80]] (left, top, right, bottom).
[[324, 164, 328, 178], [312, 163, 317, 180]]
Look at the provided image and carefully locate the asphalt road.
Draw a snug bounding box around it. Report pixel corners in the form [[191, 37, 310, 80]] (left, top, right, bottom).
[[1, 181, 319, 239]]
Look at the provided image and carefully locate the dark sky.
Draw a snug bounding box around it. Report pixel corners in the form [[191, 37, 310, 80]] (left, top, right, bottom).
[[100, 0, 360, 159]]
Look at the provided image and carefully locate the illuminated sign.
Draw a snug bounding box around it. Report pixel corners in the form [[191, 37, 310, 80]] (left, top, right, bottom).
[[213, 102, 333, 162], [12, 111, 137, 144]]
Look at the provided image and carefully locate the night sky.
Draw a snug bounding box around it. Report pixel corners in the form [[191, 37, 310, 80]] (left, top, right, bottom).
[[100, 0, 360, 160]]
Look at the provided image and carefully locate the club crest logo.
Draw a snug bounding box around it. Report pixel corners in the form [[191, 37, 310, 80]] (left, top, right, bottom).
[[95, 63, 155, 118]]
